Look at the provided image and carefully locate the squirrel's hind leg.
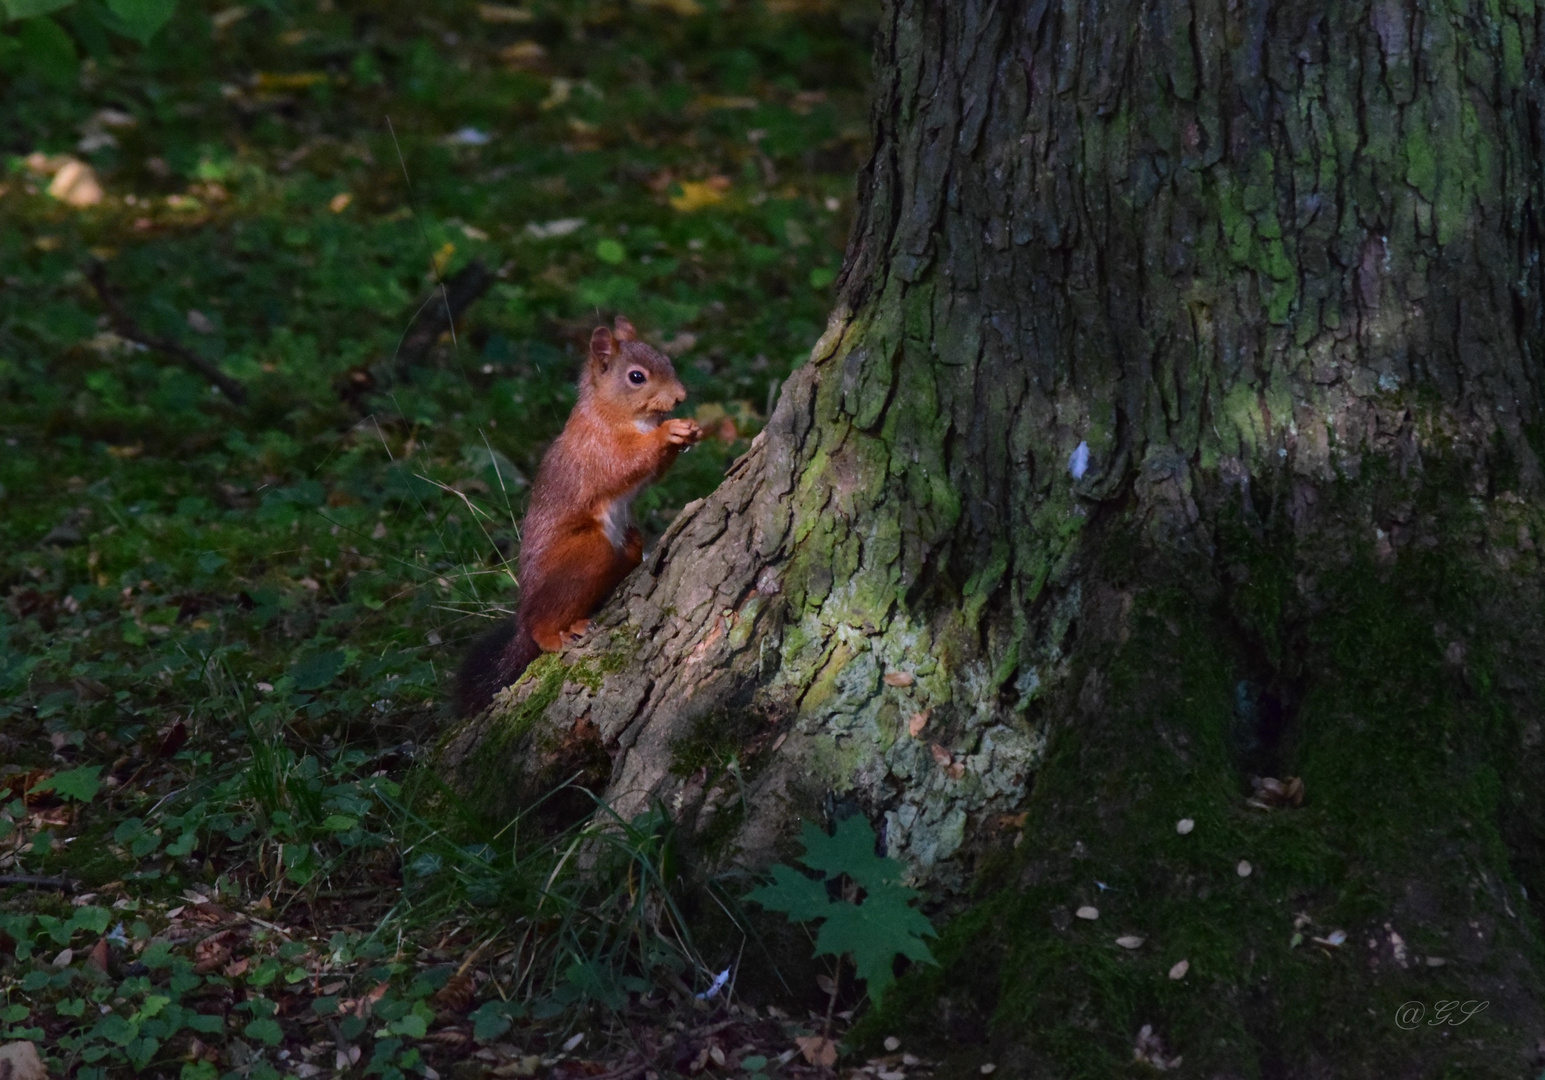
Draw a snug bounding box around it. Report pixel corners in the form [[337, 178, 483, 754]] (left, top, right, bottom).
[[523, 527, 635, 651]]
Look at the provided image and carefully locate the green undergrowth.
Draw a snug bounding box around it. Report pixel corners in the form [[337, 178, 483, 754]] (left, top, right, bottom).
[[866, 467, 1545, 1077], [0, 0, 873, 1074]]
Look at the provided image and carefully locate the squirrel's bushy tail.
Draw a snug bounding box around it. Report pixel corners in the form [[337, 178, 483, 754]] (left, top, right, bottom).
[[453, 617, 541, 718]]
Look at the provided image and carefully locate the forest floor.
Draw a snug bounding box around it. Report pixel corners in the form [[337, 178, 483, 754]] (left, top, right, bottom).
[[0, 2, 921, 1077]]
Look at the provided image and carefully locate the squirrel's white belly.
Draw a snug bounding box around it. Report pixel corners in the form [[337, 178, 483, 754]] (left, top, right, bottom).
[[595, 484, 643, 551]]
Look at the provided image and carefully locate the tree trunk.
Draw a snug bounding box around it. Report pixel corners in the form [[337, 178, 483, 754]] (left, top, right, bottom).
[[439, 0, 1545, 1072]]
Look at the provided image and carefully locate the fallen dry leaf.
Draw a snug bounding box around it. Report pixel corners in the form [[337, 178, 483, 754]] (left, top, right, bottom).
[[210, 7, 249, 32], [670, 177, 730, 212], [697, 94, 760, 110], [0, 1041, 47, 1080], [661, 331, 698, 356], [795, 1035, 838, 1068], [477, 2, 534, 20], [157, 720, 188, 758], [426, 1028, 473, 1046], [433, 971, 476, 1014], [1132, 1023, 1183, 1071], [255, 71, 328, 91], [637, 0, 703, 13], [1246, 775, 1305, 811], [354, 981, 390, 1018], [499, 41, 547, 68], [882, 671, 915, 687], [48, 158, 104, 207], [193, 931, 234, 974]]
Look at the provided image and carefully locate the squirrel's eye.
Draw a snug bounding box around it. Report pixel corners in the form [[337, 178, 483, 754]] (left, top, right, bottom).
[[627, 369, 647, 385]]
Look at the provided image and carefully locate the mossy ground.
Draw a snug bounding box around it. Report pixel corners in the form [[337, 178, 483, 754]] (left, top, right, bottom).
[[0, 0, 877, 1073], [867, 466, 1545, 1077]]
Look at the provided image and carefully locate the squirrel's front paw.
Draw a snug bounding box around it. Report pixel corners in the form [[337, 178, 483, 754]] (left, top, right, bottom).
[[664, 418, 702, 445]]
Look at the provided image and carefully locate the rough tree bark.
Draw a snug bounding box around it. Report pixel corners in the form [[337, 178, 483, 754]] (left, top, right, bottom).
[[441, 0, 1545, 1072]]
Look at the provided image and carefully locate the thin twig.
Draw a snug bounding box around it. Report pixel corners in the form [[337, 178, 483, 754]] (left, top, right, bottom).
[[83, 260, 249, 406], [586, 1057, 647, 1080], [309, 885, 388, 901], [0, 874, 75, 891], [821, 958, 841, 1037]]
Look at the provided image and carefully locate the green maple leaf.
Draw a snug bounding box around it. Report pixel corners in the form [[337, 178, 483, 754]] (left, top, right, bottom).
[[746, 862, 833, 922], [797, 815, 916, 895], [747, 815, 936, 1005], [813, 888, 938, 1003]]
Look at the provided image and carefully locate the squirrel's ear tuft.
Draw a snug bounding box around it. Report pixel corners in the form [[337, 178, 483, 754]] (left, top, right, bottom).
[[589, 326, 615, 369], [613, 316, 637, 342]]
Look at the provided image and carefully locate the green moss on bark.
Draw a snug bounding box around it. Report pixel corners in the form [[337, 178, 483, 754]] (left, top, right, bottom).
[[864, 471, 1545, 1077]]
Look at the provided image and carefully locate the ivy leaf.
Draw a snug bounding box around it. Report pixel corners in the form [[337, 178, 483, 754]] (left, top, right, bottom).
[[289, 649, 346, 691], [242, 1016, 283, 1045], [388, 1013, 428, 1038], [94, 1012, 139, 1046], [32, 765, 101, 803], [69, 905, 111, 935], [104, 0, 175, 44], [469, 999, 521, 1042]]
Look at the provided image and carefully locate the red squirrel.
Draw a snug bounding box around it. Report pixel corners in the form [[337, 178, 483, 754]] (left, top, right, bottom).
[[454, 316, 702, 716]]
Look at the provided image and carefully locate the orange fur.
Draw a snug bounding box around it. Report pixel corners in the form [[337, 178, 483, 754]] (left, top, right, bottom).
[[454, 316, 701, 716]]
